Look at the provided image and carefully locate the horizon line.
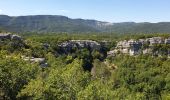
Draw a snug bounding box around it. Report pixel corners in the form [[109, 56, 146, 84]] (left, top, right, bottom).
[[0, 14, 170, 23]]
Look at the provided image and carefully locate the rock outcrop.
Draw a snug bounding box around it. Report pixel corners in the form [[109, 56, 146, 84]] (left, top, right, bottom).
[[58, 40, 101, 53], [108, 37, 170, 56], [0, 33, 24, 49], [22, 56, 48, 68], [0, 33, 11, 40], [0, 33, 22, 41]]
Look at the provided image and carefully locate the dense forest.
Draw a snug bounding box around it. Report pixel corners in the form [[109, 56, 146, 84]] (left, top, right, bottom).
[[0, 32, 170, 100]]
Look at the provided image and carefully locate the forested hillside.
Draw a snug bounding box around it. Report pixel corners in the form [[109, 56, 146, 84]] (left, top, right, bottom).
[[1, 15, 170, 33], [0, 15, 111, 33], [0, 33, 170, 99]]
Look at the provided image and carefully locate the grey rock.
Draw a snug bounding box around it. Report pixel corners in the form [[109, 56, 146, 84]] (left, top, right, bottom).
[[22, 56, 45, 63], [11, 35, 22, 41], [58, 40, 101, 53], [0, 33, 22, 41], [165, 38, 170, 44], [109, 37, 170, 56], [0, 33, 11, 40]]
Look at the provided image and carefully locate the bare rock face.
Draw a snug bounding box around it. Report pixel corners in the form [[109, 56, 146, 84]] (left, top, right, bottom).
[[22, 56, 48, 68], [58, 40, 101, 53], [0, 33, 25, 52], [11, 35, 22, 41], [114, 39, 143, 55], [0, 33, 22, 41], [0, 33, 11, 40], [165, 38, 170, 44], [108, 37, 170, 56], [22, 56, 45, 63]]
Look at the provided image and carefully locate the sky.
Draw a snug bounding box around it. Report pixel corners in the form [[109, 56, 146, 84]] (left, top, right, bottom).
[[0, 0, 170, 22]]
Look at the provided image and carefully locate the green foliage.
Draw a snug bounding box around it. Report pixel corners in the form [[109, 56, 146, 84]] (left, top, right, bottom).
[[0, 33, 170, 99], [111, 55, 170, 99], [78, 80, 114, 100], [0, 52, 40, 99], [17, 59, 91, 100]]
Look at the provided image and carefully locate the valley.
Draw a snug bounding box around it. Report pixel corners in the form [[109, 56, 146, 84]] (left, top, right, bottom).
[[0, 32, 170, 99]]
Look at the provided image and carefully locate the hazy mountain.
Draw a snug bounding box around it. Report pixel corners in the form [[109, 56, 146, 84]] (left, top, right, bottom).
[[108, 22, 170, 33], [0, 15, 112, 33], [0, 15, 170, 33]]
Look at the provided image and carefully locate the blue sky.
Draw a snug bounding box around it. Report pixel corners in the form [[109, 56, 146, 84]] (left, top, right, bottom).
[[0, 0, 170, 22]]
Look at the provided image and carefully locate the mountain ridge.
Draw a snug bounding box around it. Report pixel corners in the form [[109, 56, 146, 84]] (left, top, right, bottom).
[[0, 15, 170, 33]]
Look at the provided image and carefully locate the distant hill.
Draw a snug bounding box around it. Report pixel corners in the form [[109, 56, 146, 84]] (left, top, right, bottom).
[[108, 22, 170, 33], [0, 15, 112, 33], [0, 15, 170, 33]]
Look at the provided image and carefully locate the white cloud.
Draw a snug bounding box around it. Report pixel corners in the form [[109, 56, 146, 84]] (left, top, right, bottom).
[[58, 9, 69, 13]]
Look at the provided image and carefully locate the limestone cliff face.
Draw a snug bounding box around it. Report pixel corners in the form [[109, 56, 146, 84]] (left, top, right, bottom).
[[0, 33, 22, 41], [58, 40, 101, 53], [108, 37, 170, 56], [0, 33, 24, 50]]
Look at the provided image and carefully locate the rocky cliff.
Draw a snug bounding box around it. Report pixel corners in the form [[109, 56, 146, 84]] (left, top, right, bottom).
[[108, 37, 170, 57], [0, 33, 27, 55], [58, 40, 101, 54], [0, 33, 22, 41]]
